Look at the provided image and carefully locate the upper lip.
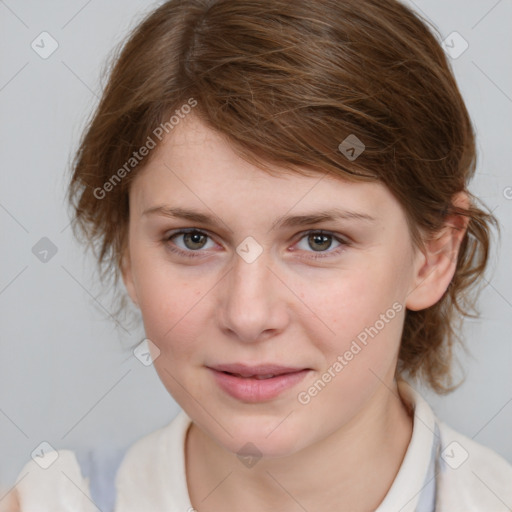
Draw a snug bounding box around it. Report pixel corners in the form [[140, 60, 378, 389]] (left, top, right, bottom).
[[208, 363, 309, 377]]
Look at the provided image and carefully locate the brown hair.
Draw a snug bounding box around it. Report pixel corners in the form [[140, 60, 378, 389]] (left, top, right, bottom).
[[67, 0, 499, 393]]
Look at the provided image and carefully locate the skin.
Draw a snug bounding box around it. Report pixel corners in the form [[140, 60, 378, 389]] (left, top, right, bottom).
[[122, 113, 469, 511], [0, 489, 20, 512]]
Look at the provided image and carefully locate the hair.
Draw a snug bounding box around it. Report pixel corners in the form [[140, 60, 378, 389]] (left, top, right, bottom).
[[67, 0, 499, 393]]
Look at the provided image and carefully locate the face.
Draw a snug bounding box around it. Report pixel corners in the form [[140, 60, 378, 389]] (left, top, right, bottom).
[[122, 113, 425, 458]]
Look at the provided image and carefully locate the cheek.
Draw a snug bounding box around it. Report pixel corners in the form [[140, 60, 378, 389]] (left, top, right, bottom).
[[295, 268, 406, 415], [139, 270, 209, 399], [308, 263, 402, 334], [302, 260, 407, 371], [132, 257, 208, 353]]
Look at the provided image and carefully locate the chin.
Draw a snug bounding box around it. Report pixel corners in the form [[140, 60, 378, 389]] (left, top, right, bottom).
[[213, 414, 311, 460], [227, 435, 305, 461]]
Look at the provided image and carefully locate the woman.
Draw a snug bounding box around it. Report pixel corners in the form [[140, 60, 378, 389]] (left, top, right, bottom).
[[8, 0, 512, 510]]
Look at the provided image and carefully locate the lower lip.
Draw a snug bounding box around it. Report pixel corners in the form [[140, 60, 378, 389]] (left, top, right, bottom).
[[208, 368, 310, 402]]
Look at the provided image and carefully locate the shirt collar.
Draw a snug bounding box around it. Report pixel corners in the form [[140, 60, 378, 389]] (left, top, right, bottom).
[[375, 379, 440, 512], [168, 380, 441, 511]]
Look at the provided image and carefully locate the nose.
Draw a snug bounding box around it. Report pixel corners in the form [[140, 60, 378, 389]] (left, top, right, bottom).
[[217, 249, 290, 343]]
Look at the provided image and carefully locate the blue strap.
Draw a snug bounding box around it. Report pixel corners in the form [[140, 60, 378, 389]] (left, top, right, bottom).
[[415, 422, 441, 512], [74, 446, 128, 512]]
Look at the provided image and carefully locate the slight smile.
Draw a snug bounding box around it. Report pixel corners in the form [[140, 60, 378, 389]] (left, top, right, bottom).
[[207, 363, 312, 403]]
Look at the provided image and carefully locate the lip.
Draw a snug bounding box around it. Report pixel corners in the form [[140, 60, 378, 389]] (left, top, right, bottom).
[[208, 363, 308, 377], [207, 364, 311, 402]]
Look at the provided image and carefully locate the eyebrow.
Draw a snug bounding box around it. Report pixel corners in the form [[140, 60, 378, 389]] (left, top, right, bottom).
[[142, 205, 376, 230]]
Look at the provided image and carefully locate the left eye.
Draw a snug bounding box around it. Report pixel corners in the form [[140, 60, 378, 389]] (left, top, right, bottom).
[[297, 231, 350, 259], [294, 231, 345, 256], [166, 229, 216, 254]]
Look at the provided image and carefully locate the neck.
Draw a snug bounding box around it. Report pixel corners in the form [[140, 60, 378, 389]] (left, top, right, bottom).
[[185, 379, 413, 512]]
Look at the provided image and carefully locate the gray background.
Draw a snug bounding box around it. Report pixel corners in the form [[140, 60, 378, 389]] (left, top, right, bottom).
[[1, 0, 511, 488]]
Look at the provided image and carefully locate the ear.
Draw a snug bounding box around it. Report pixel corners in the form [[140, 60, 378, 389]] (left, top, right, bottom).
[[406, 192, 470, 311], [121, 248, 139, 308]]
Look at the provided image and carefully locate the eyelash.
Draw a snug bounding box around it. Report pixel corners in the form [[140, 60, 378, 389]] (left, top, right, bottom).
[[163, 228, 350, 260]]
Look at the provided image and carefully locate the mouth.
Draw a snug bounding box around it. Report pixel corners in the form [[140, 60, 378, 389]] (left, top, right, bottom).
[[208, 363, 310, 377], [219, 372, 285, 380], [207, 364, 311, 402]]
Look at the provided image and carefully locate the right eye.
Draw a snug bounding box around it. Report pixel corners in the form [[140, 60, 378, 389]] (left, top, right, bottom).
[[163, 228, 217, 258]]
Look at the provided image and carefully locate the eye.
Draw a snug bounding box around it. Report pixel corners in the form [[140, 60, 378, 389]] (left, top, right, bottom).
[[163, 228, 350, 260], [293, 230, 349, 259], [164, 229, 217, 258]]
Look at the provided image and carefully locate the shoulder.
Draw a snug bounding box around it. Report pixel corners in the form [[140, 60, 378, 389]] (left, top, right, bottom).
[[116, 410, 190, 477], [114, 410, 192, 510], [14, 449, 98, 512], [436, 421, 512, 511]]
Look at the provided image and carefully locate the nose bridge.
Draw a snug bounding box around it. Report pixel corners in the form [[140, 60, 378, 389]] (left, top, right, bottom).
[[219, 243, 287, 341], [231, 249, 270, 299]]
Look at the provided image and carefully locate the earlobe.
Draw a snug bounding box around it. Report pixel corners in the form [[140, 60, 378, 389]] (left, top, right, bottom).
[[121, 250, 139, 308], [405, 192, 470, 311]]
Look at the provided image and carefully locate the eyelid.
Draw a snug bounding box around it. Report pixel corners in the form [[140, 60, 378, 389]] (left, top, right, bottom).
[[164, 228, 220, 257], [291, 229, 350, 259], [292, 228, 350, 244], [163, 228, 350, 259]]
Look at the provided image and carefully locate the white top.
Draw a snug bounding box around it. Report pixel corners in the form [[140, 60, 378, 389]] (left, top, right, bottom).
[[14, 381, 512, 512]]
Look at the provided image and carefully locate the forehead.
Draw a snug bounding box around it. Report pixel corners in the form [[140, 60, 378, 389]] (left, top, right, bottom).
[[130, 114, 400, 224]]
